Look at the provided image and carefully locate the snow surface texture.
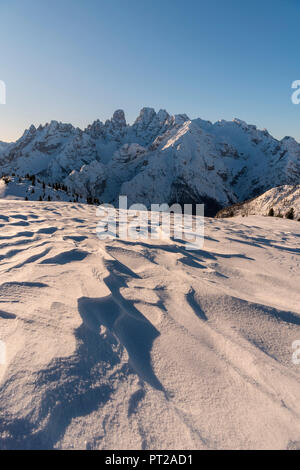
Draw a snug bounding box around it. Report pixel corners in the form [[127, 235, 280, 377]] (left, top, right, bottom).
[[0, 201, 300, 450], [216, 185, 300, 220], [1, 109, 300, 215]]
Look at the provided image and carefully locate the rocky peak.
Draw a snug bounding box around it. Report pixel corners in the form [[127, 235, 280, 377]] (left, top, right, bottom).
[[134, 107, 156, 127], [85, 119, 105, 139], [111, 109, 126, 128]]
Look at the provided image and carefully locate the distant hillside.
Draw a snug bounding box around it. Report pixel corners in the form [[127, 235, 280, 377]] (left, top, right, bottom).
[[216, 185, 300, 220], [0, 176, 87, 203]]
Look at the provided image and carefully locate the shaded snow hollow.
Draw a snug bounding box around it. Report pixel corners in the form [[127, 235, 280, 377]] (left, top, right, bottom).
[[0, 201, 300, 450]]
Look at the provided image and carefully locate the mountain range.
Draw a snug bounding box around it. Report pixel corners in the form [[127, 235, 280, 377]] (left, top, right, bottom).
[[1, 108, 300, 216]]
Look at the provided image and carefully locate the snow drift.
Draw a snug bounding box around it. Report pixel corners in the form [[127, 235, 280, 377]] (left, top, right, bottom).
[[0, 201, 300, 450]]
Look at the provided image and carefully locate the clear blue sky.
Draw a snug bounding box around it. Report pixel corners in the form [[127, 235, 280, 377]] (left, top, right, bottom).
[[0, 0, 299, 142]]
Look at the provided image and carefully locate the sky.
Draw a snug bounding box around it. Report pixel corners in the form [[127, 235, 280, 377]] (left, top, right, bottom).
[[0, 0, 299, 142]]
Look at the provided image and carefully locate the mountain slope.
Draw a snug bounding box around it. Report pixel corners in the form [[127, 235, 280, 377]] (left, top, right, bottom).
[[0, 141, 10, 155], [216, 185, 300, 220], [1, 109, 300, 215]]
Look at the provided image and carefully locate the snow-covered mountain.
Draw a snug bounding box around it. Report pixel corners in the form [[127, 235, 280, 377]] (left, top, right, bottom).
[[1, 200, 300, 450], [216, 185, 300, 220], [0, 141, 10, 155], [1, 108, 300, 215]]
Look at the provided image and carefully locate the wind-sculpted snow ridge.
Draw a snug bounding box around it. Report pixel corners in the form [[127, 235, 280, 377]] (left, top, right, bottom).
[[0, 109, 300, 215], [216, 185, 300, 220], [0, 201, 300, 450]]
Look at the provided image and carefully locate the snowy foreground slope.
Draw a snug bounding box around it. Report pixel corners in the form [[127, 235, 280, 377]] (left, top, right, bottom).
[[0, 201, 300, 450]]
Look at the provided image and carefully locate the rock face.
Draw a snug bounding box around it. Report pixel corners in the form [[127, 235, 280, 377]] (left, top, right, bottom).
[[1, 108, 300, 215], [216, 185, 300, 220], [65, 160, 106, 199]]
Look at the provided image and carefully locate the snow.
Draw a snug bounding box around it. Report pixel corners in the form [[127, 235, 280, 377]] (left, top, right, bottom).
[[0, 177, 86, 203], [0, 200, 299, 450], [0, 142, 10, 155]]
